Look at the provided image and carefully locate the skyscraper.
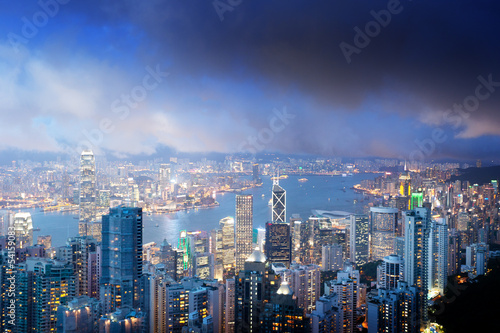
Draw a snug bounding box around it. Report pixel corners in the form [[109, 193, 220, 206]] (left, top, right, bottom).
[[404, 207, 431, 328], [79, 150, 99, 240], [235, 249, 280, 333], [428, 218, 448, 295], [235, 195, 253, 273], [264, 222, 292, 268], [219, 217, 236, 269], [349, 214, 369, 266], [369, 207, 398, 261], [272, 181, 286, 223], [100, 206, 143, 313]]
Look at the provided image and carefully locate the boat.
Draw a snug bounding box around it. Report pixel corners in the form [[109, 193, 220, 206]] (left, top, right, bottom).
[[298, 178, 308, 182], [155, 224, 159, 227], [33, 227, 41, 231], [268, 199, 272, 206]]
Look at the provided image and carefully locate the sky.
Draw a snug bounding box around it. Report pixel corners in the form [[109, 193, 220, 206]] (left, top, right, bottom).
[[1, 0, 500, 163]]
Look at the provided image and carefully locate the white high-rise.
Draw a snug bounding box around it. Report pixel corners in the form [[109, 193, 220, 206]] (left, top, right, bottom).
[[13, 212, 33, 249]]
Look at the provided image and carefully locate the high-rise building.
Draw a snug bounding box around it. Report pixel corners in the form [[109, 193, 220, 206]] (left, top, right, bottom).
[[322, 244, 344, 272], [66, 236, 98, 297], [259, 281, 308, 332], [265, 222, 292, 268], [225, 278, 236, 333], [100, 206, 143, 313], [367, 281, 420, 333], [159, 239, 178, 281], [56, 296, 101, 333], [377, 254, 403, 290], [324, 263, 359, 333], [370, 207, 398, 261], [99, 306, 146, 333], [404, 207, 431, 328], [428, 218, 448, 295], [13, 212, 33, 249], [235, 195, 253, 273], [282, 264, 321, 314], [447, 229, 461, 276], [235, 249, 280, 333], [219, 217, 236, 269], [272, 182, 286, 223], [79, 150, 100, 241], [310, 293, 340, 333], [147, 270, 170, 333], [16, 258, 76, 332], [349, 214, 369, 266]]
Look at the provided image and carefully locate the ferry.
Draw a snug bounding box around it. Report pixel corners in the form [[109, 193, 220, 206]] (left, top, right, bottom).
[[298, 178, 308, 182]]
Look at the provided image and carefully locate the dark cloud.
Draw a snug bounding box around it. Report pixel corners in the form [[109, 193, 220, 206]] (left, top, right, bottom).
[[1, 0, 500, 161]]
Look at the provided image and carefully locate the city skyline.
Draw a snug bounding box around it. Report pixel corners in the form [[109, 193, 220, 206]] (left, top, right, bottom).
[[1, 2, 500, 164]]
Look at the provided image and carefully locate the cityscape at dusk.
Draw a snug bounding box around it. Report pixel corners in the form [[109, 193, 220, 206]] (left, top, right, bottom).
[[1, 1, 500, 332]]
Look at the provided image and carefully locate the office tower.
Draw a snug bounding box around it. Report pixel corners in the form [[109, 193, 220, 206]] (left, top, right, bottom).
[[265, 222, 292, 267], [404, 207, 430, 328], [225, 278, 236, 333], [100, 207, 143, 314], [428, 218, 448, 295], [79, 150, 99, 240], [13, 212, 33, 249], [56, 296, 101, 333], [235, 249, 280, 333], [322, 244, 344, 272], [235, 195, 253, 273], [16, 258, 75, 332], [394, 236, 405, 258], [310, 294, 340, 333], [370, 207, 398, 261], [367, 281, 420, 333], [99, 307, 146, 333], [259, 281, 308, 332], [87, 246, 101, 300], [219, 217, 236, 269], [66, 236, 98, 297], [282, 263, 321, 314], [159, 239, 178, 281], [37, 235, 52, 250], [272, 181, 286, 222], [457, 211, 469, 232], [377, 254, 403, 290], [349, 214, 369, 266], [324, 264, 359, 333]]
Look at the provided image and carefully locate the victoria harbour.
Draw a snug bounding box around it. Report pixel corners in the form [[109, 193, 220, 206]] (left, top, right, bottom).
[[3, 173, 378, 247]]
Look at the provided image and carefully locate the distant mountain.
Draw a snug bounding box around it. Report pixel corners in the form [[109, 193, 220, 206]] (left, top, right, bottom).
[[449, 165, 500, 185]]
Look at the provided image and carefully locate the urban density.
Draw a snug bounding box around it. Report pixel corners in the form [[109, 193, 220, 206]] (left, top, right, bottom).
[[1, 1, 500, 332]]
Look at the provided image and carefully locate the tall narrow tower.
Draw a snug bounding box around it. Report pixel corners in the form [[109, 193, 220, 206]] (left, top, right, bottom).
[[404, 206, 431, 328], [272, 177, 286, 223], [79, 150, 97, 238], [235, 195, 253, 273]]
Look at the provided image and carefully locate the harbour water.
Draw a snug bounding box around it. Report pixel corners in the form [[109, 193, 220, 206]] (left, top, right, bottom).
[[2, 173, 378, 247]]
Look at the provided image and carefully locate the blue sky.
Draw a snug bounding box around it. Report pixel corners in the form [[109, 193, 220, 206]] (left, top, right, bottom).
[[1, 0, 500, 163]]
